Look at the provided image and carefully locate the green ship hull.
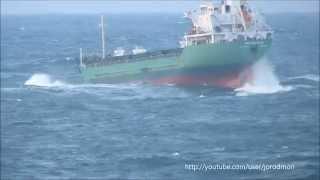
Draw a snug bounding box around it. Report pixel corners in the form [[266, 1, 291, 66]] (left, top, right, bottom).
[[80, 39, 271, 88]]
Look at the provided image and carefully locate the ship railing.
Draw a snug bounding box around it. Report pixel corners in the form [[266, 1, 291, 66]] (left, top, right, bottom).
[[82, 48, 183, 67], [212, 30, 272, 42], [185, 32, 212, 38]]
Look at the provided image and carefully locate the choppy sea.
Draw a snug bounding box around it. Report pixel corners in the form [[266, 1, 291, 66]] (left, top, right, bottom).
[[1, 13, 319, 179]]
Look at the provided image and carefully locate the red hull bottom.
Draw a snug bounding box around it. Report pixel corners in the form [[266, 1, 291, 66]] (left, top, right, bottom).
[[149, 67, 253, 89]]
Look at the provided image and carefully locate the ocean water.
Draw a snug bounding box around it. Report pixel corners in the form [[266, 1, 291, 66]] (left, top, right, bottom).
[[1, 13, 319, 179]]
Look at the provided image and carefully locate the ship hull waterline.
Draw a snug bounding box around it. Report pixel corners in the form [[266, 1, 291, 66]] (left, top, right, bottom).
[[80, 39, 271, 89]]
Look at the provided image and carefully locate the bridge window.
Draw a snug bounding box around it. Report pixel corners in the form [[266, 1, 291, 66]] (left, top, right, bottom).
[[225, 5, 231, 13]]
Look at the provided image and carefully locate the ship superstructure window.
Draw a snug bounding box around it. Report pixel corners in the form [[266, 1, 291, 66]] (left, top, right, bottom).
[[214, 7, 219, 13], [225, 5, 231, 13], [196, 39, 208, 45], [200, 7, 207, 15], [267, 33, 272, 39], [215, 26, 222, 32]]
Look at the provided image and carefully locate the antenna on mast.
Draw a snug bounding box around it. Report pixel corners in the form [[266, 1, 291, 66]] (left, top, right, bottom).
[[101, 15, 106, 59]]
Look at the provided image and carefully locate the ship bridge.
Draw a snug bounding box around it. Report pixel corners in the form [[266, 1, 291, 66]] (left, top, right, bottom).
[[180, 0, 272, 47]]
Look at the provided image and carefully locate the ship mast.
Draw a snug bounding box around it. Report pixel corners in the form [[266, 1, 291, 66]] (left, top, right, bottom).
[[101, 15, 106, 59], [79, 48, 84, 67]]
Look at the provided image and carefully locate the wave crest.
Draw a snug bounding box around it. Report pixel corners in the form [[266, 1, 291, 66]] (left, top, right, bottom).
[[24, 73, 65, 87], [24, 73, 189, 100], [288, 74, 319, 82]]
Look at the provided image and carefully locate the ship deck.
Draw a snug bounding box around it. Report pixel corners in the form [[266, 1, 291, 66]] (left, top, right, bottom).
[[83, 48, 183, 67]]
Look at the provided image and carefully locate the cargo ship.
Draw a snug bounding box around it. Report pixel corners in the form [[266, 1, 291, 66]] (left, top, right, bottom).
[[79, 0, 272, 88]]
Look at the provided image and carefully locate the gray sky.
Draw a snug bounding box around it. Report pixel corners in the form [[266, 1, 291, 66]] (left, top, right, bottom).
[[1, 0, 319, 15]]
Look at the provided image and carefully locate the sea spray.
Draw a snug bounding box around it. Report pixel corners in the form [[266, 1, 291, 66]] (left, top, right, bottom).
[[235, 59, 292, 96]]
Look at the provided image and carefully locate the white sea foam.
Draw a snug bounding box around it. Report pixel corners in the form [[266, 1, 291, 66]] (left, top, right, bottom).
[[177, 21, 188, 24], [24, 73, 189, 99], [24, 73, 65, 87], [288, 74, 320, 82], [212, 147, 225, 152], [24, 73, 138, 90], [172, 152, 180, 156], [65, 57, 72, 61], [235, 59, 292, 96]]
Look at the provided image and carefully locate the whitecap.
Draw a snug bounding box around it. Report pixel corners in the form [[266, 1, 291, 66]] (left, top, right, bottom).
[[172, 152, 180, 156], [212, 147, 225, 152], [166, 83, 176, 86], [24, 73, 65, 87], [24, 74, 136, 90], [288, 74, 319, 82]]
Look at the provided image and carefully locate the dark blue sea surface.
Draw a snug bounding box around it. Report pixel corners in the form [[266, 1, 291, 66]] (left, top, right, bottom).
[[1, 13, 319, 179]]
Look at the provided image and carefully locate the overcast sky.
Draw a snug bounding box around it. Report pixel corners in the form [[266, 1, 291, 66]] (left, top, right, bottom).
[[1, 0, 319, 15]]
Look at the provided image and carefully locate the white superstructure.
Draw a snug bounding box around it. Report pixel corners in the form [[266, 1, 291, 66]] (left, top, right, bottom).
[[113, 47, 125, 56], [180, 0, 272, 48]]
